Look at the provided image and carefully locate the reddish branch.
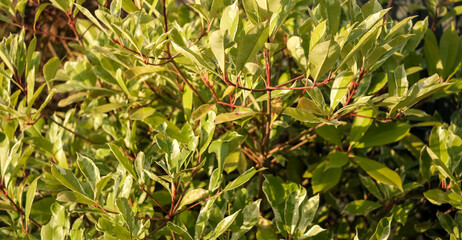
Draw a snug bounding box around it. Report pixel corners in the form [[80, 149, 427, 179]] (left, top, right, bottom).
[[139, 186, 169, 214], [0, 185, 41, 232], [344, 68, 367, 106], [221, 73, 333, 93]]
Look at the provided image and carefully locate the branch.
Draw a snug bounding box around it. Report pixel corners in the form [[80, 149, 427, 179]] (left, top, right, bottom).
[[221, 74, 332, 92], [140, 186, 169, 214]]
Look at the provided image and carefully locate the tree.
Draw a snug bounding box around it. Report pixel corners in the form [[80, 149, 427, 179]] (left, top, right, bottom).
[[0, 0, 461, 239]]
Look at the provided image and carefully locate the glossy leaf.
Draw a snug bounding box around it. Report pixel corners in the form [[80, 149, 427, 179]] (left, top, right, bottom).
[[355, 157, 403, 191], [343, 200, 382, 215]]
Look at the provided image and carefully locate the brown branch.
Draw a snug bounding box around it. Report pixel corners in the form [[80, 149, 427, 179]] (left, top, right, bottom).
[[8, 22, 78, 41], [221, 74, 332, 92], [0, 186, 41, 230], [169, 61, 205, 103], [142, 220, 169, 240], [139, 186, 169, 214], [136, 216, 169, 221], [44, 116, 98, 144]]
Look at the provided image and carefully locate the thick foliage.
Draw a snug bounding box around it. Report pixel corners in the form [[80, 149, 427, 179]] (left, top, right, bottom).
[[0, 0, 462, 239]]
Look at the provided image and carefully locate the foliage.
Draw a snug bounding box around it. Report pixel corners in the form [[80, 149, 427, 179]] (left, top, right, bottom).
[[0, 0, 462, 239]]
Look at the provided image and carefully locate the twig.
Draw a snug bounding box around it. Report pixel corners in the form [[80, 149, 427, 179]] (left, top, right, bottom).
[[139, 186, 169, 214], [142, 220, 169, 240], [45, 116, 98, 144]]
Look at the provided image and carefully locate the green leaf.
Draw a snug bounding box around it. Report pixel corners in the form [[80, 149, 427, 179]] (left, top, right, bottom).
[[125, 66, 164, 79], [56, 191, 97, 205], [188, 3, 210, 22], [195, 197, 217, 239], [230, 199, 261, 239], [370, 216, 393, 240], [320, 0, 341, 33], [208, 168, 222, 192], [389, 65, 408, 97], [309, 20, 327, 51], [191, 104, 215, 122], [130, 107, 156, 121], [287, 36, 308, 70], [223, 167, 261, 192], [391, 74, 447, 114], [436, 211, 457, 235], [115, 68, 130, 96], [439, 25, 459, 79], [355, 157, 403, 191], [25, 177, 39, 228], [424, 189, 450, 205], [209, 29, 227, 72], [183, 85, 193, 121], [359, 174, 384, 201], [330, 71, 353, 110], [89, 103, 126, 114], [284, 187, 307, 235], [167, 222, 193, 240], [325, 152, 349, 169], [284, 107, 325, 123], [356, 122, 411, 148], [95, 174, 113, 201], [51, 164, 88, 196], [209, 140, 229, 173], [171, 42, 215, 72], [220, 1, 239, 40], [50, 0, 71, 13], [315, 125, 341, 145], [350, 108, 375, 146], [75, 4, 108, 36], [301, 225, 326, 239], [33, 88, 56, 120], [108, 143, 137, 180], [235, 23, 269, 73], [424, 30, 443, 76], [269, 0, 296, 36], [77, 154, 100, 193], [215, 108, 256, 124], [296, 194, 320, 237], [309, 40, 340, 81], [312, 161, 341, 193], [116, 197, 139, 236], [178, 188, 208, 209], [419, 146, 433, 182], [43, 57, 60, 81], [343, 200, 382, 215], [208, 210, 240, 239]]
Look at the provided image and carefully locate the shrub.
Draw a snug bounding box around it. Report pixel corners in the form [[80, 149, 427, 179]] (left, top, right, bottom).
[[0, 0, 462, 239]]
